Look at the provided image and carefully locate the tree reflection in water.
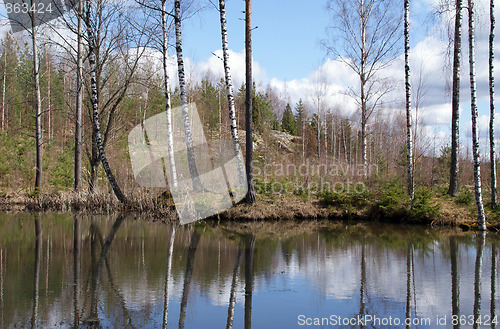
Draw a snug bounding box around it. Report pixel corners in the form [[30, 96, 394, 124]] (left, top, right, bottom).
[[85, 214, 127, 328], [473, 231, 485, 329], [451, 236, 460, 329], [2, 217, 500, 328], [163, 224, 177, 329], [244, 234, 255, 329], [178, 229, 201, 329], [226, 241, 243, 329], [73, 214, 81, 328], [492, 242, 497, 329], [31, 215, 41, 329]]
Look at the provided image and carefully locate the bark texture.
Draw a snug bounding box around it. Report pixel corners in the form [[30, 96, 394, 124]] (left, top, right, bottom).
[[219, 0, 245, 185], [162, 0, 178, 189], [245, 0, 256, 204], [468, 0, 487, 230], [174, 0, 202, 191], [449, 0, 463, 197], [489, 0, 497, 207], [404, 0, 414, 201]]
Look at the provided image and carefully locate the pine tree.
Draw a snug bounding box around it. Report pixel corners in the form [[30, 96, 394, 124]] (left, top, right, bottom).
[[281, 103, 297, 135]]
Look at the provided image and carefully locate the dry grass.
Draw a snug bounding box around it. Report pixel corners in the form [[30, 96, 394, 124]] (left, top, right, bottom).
[[0, 188, 496, 232], [0, 190, 176, 219]]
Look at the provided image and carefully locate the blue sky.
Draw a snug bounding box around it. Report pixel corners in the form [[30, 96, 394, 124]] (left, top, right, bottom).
[[182, 0, 330, 82]]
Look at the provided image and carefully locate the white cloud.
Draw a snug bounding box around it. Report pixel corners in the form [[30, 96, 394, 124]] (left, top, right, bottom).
[[196, 49, 267, 88]]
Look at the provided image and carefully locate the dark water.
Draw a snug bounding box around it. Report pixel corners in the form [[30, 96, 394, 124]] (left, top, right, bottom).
[[0, 213, 499, 329]]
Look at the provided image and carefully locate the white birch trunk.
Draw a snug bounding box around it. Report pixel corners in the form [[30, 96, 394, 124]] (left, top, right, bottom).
[[162, 0, 178, 189], [174, 0, 202, 191], [360, 0, 368, 179], [449, 0, 463, 197], [47, 56, 51, 143], [489, 0, 497, 207], [74, 0, 83, 191], [219, 0, 245, 185], [468, 0, 487, 230], [404, 0, 414, 201], [31, 3, 42, 191], [1, 53, 5, 132]]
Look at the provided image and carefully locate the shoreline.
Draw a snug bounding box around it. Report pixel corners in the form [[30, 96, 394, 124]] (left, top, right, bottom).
[[0, 190, 496, 232]]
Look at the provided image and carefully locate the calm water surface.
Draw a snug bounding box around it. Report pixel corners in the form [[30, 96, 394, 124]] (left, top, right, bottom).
[[0, 213, 499, 329]]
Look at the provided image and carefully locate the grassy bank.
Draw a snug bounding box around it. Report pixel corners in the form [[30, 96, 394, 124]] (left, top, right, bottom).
[[1, 180, 499, 232]]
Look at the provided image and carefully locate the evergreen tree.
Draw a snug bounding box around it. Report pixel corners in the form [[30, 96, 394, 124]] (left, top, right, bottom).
[[281, 103, 297, 135]]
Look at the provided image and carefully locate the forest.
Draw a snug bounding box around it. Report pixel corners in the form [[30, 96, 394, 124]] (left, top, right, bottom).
[[0, 0, 498, 229]]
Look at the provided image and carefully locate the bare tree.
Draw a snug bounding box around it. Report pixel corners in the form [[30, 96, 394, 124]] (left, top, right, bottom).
[[174, 0, 202, 191], [31, 5, 43, 192], [324, 0, 402, 178], [489, 0, 497, 208], [161, 0, 178, 189], [467, 0, 486, 230], [81, 0, 153, 198], [448, 0, 463, 197], [219, 0, 245, 185], [404, 0, 414, 200], [74, 0, 83, 191], [85, 0, 140, 202], [245, 0, 256, 204]]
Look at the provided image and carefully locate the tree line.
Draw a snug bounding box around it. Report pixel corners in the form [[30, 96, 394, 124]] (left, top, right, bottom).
[[0, 0, 496, 227]]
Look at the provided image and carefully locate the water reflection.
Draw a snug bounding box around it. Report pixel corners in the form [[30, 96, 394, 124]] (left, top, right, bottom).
[[163, 225, 176, 329], [226, 242, 242, 329], [492, 242, 497, 329], [451, 236, 460, 329], [179, 229, 200, 329], [474, 232, 486, 329], [244, 235, 255, 329], [0, 214, 500, 328], [31, 215, 41, 328]]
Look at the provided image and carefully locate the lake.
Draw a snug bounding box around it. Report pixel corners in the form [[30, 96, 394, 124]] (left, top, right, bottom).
[[0, 213, 498, 328]]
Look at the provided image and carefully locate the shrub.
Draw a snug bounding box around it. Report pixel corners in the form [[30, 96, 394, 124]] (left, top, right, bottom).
[[455, 189, 474, 206], [374, 182, 408, 218], [408, 186, 441, 222]]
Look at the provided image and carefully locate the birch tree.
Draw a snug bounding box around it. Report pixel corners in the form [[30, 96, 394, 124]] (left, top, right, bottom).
[[161, 0, 178, 189], [26, 1, 43, 192], [81, 0, 152, 195], [245, 0, 256, 204], [74, 0, 83, 191], [404, 0, 414, 200], [324, 0, 401, 178], [174, 0, 202, 191], [219, 0, 245, 185], [489, 0, 496, 208], [84, 0, 126, 202], [467, 0, 486, 231], [448, 0, 463, 197]]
